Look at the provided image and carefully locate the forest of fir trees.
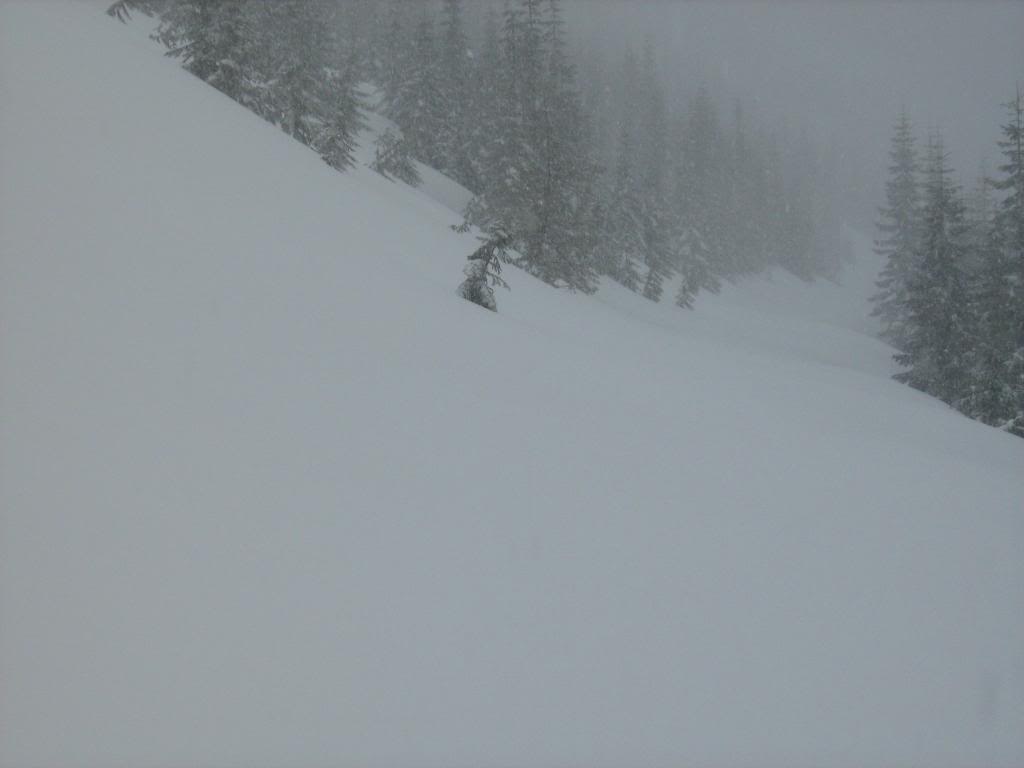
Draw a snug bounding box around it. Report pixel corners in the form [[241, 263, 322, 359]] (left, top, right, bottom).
[[872, 89, 1024, 437], [108, 0, 849, 311], [114, 0, 1024, 435], [106, 0, 1023, 437]]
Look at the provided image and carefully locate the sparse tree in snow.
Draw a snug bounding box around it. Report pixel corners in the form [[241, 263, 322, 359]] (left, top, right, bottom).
[[456, 224, 515, 312]]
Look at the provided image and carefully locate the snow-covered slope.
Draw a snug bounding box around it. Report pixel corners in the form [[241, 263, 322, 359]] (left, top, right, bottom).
[[1, 4, 1022, 767]]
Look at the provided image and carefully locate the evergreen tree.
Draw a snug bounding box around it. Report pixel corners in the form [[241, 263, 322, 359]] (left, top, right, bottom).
[[156, 0, 246, 95], [895, 133, 973, 404], [812, 135, 845, 280], [378, 1, 414, 111], [264, 0, 329, 146], [371, 128, 421, 186], [757, 135, 790, 274], [964, 163, 996, 262], [129, 0, 870, 322], [637, 39, 672, 302], [107, 0, 170, 22], [600, 94, 644, 291], [107, 0, 136, 22], [671, 217, 720, 309], [437, 0, 473, 186], [871, 109, 921, 350], [461, 5, 504, 196], [456, 224, 515, 312], [726, 100, 766, 275], [578, 47, 616, 175], [667, 89, 725, 306], [967, 86, 1024, 434], [524, 0, 600, 293], [388, 14, 447, 169], [963, 216, 1017, 428], [320, 55, 365, 172], [332, 0, 379, 81], [680, 87, 727, 279], [467, 0, 599, 294], [777, 129, 819, 281]]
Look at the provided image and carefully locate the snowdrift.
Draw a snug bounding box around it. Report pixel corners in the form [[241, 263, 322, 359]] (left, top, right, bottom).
[[1, 4, 1022, 767]]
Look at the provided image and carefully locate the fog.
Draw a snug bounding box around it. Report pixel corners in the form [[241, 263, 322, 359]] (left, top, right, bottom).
[[564, 0, 1024, 230], [2, 3, 1024, 767]]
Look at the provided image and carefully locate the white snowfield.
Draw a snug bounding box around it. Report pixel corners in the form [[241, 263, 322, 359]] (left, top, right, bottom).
[[1, 3, 1022, 767]]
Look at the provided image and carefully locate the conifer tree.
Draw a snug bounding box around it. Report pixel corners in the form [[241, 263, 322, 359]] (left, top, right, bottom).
[[778, 130, 819, 281], [726, 100, 765, 275], [156, 0, 246, 95], [106, 0, 136, 22], [895, 133, 972, 404], [268, 1, 329, 146], [964, 164, 996, 262], [371, 129, 421, 186], [437, 0, 473, 186], [967, 86, 1024, 433], [530, 0, 601, 293], [758, 136, 790, 273], [600, 102, 644, 291], [389, 15, 447, 170], [107, 0, 169, 22], [812, 136, 845, 280], [320, 56, 365, 172], [871, 110, 921, 350], [681, 87, 727, 278], [637, 39, 672, 302], [461, 5, 504, 195], [378, 1, 413, 111], [671, 217, 720, 309], [456, 224, 515, 312], [466, 0, 598, 294]]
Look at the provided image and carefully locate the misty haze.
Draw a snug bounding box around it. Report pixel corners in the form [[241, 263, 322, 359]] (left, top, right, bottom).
[[1, 1, 1022, 767]]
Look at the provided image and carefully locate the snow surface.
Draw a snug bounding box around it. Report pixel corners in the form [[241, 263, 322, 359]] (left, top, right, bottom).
[[1, 3, 1022, 767]]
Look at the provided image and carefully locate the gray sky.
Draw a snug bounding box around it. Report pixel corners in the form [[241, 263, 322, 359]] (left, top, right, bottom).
[[564, 0, 1024, 230]]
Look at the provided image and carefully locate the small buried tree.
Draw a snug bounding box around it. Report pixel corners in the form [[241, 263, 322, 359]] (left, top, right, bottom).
[[455, 223, 515, 312]]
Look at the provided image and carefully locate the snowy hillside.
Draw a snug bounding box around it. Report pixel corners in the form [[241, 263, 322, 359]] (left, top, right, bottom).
[[1, 4, 1022, 768]]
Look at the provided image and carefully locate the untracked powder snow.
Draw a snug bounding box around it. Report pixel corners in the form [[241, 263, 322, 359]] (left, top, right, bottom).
[[1, 3, 1022, 767]]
